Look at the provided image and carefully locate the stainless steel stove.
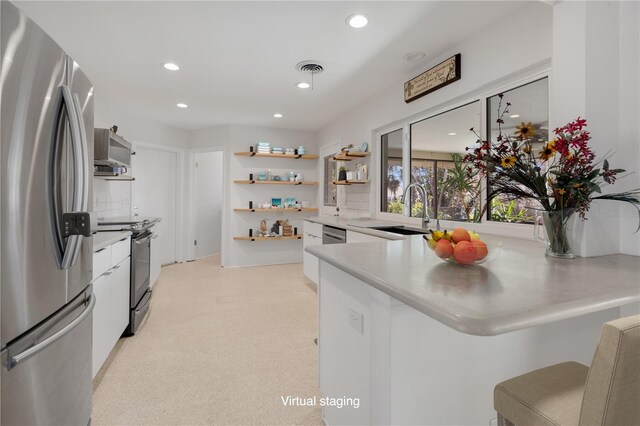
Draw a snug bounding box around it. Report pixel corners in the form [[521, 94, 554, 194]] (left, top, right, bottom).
[[97, 216, 161, 335]]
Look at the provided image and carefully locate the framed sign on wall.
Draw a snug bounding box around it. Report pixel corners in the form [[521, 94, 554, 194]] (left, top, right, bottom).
[[404, 53, 461, 103]]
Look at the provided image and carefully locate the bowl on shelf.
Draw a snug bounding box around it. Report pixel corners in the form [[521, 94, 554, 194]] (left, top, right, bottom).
[[423, 229, 502, 266]]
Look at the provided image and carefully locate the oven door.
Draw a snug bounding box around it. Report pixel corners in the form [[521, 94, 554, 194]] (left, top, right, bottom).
[[131, 231, 151, 308]]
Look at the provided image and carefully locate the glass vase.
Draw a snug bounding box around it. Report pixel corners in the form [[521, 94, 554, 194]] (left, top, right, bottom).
[[535, 209, 577, 258]]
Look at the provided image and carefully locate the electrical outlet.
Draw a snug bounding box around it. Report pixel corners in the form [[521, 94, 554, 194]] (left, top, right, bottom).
[[348, 305, 363, 334]]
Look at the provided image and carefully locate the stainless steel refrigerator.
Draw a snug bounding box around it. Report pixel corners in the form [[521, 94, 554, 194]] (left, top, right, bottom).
[[1, 2, 96, 424]]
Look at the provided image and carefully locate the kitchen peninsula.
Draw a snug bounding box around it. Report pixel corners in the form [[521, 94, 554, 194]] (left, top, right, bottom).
[[306, 235, 640, 425]]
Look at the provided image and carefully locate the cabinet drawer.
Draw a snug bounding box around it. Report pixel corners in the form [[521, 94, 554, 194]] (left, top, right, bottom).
[[93, 246, 112, 280], [303, 220, 323, 237], [111, 237, 131, 267], [346, 230, 385, 243]]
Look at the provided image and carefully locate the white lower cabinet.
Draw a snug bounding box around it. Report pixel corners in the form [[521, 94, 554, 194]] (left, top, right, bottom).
[[346, 230, 385, 243], [303, 233, 322, 284], [92, 273, 110, 377], [92, 236, 131, 379], [303, 220, 324, 285]]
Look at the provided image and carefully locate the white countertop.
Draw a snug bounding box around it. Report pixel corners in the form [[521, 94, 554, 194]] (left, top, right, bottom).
[[93, 231, 132, 252], [306, 234, 640, 336]]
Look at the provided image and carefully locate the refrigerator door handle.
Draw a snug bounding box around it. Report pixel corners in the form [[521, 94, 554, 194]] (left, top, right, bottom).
[[67, 92, 91, 266], [70, 92, 89, 211], [7, 294, 95, 370], [57, 86, 85, 270]]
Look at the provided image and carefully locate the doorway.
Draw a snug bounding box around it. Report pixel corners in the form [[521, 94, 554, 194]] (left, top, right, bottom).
[[131, 145, 180, 265], [192, 151, 224, 259]]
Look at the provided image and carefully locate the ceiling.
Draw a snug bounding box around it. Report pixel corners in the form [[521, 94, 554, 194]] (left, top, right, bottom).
[[15, 1, 533, 132]]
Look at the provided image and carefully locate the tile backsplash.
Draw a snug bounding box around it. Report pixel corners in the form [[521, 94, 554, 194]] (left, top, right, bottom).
[[344, 184, 370, 211], [93, 178, 132, 219]]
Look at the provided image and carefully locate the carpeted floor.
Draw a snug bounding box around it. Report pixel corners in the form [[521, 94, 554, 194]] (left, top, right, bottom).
[[92, 256, 322, 425]]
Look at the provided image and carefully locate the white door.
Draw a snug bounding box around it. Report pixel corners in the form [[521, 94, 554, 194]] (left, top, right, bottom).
[[193, 151, 223, 258], [132, 146, 178, 265]]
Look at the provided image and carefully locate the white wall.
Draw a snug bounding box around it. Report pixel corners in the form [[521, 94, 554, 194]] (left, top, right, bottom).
[[552, 1, 640, 257], [95, 100, 189, 149], [617, 1, 640, 256], [188, 124, 319, 267], [318, 2, 553, 219]]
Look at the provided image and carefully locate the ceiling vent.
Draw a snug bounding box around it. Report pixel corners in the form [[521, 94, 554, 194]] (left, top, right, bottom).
[[295, 61, 324, 74]]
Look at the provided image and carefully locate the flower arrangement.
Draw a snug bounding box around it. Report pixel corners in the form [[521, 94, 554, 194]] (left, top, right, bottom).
[[464, 94, 640, 256]]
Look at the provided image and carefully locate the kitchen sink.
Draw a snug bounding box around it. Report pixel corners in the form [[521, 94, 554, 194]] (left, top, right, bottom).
[[370, 226, 431, 235]]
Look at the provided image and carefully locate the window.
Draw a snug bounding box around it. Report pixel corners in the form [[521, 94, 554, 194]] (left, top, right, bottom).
[[380, 129, 403, 213], [324, 154, 337, 206], [377, 73, 550, 231], [486, 77, 548, 223], [409, 101, 481, 222]]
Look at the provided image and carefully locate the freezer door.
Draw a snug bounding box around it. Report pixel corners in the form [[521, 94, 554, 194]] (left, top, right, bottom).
[[1, 288, 94, 426], [66, 57, 94, 302], [1, 1, 69, 345]]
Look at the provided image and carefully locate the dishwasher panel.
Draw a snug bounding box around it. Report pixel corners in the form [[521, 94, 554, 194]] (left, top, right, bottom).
[[322, 225, 346, 244]]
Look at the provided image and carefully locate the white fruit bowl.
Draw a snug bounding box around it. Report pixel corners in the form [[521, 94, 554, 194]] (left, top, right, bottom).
[[424, 236, 503, 266]]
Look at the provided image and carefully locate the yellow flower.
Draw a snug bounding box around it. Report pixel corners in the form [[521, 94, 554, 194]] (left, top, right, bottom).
[[539, 141, 557, 161], [557, 188, 566, 195], [501, 156, 517, 168], [515, 122, 536, 139], [573, 183, 582, 188]]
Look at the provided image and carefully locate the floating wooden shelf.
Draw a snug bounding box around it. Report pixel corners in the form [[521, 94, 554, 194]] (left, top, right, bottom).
[[234, 235, 303, 241], [333, 151, 370, 161], [234, 180, 318, 186], [235, 152, 318, 160], [234, 208, 319, 213], [332, 180, 370, 185]]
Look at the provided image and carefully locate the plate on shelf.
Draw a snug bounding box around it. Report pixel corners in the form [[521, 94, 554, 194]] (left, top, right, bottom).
[[360, 141, 368, 152]]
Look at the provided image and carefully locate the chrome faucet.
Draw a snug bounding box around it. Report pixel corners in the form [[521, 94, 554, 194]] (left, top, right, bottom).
[[402, 183, 430, 230]]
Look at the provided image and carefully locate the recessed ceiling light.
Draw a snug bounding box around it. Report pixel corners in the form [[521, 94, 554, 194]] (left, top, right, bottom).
[[163, 63, 180, 71], [448, 132, 457, 136], [177, 103, 188, 108], [404, 52, 426, 63], [346, 14, 368, 28], [296, 82, 310, 89], [273, 113, 283, 118], [510, 114, 520, 118]]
